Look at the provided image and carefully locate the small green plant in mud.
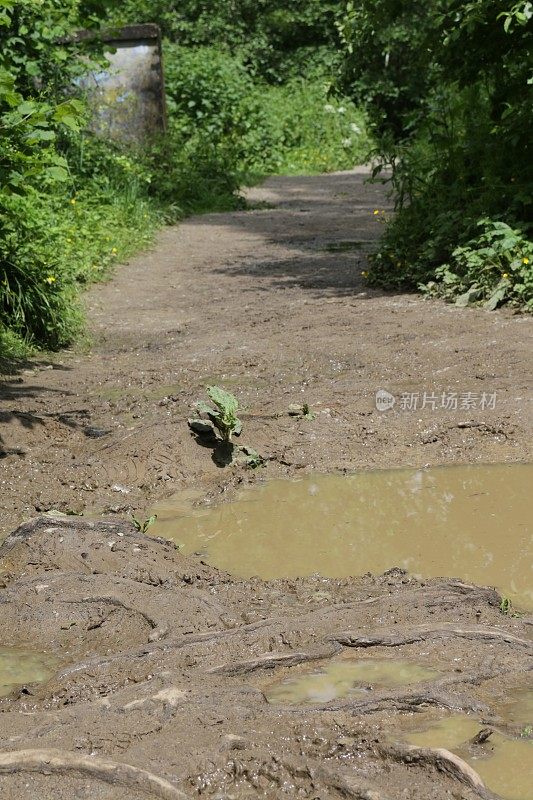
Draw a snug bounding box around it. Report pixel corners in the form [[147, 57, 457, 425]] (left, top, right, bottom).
[[499, 596, 513, 614], [289, 402, 316, 420], [237, 445, 265, 469], [190, 385, 242, 442], [131, 514, 157, 533], [189, 386, 264, 467]]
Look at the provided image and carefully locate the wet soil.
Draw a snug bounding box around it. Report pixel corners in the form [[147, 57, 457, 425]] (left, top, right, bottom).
[[0, 169, 531, 534], [0, 516, 532, 799], [0, 169, 532, 799]]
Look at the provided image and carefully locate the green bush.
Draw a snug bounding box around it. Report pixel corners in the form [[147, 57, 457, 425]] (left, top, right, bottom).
[[163, 44, 370, 178], [162, 45, 278, 176], [422, 220, 533, 311], [259, 78, 369, 175], [1, 0, 369, 359], [339, 0, 533, 310]]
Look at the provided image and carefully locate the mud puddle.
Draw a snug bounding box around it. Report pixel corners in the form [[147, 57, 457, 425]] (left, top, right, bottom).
[[0, 647, 58, 698], [151, 462, 533, 607], [497, 688, 533, 727], [402, 711, 533, 800], [265, 658, 440, 705]]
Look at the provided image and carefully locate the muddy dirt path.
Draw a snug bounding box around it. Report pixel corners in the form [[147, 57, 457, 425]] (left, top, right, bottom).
[[1, 168, 532, 534], [0, 170, 532, 799], [0, 516, 531, 800]]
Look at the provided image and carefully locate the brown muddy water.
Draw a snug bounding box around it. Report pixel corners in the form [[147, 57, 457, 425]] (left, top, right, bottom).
[[266, 670, 533, 798], [0, 647, 58, 698], [264, 658, 440, 705], [403, 711, 533, 800], [151, 463, 533, 608]]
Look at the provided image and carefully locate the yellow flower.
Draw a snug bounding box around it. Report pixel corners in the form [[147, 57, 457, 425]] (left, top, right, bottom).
[[111, 247, 118, 254], [373, 209, 379, 215], [523, 257, 529, 265], [45, 275, 56, 284], [70, 198, 76, 205], [502, 273, 509, 279]]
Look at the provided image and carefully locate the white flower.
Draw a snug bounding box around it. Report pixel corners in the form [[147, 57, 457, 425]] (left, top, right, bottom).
[[350, 123, 361, 134], [337, 106, 346, 114], [342, 138, 352, 148], [324, 104, 335, 113]]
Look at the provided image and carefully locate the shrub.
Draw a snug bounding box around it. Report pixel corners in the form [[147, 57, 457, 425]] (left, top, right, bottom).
[[422, 220, 533, 311], [339, 0, 533, 310]]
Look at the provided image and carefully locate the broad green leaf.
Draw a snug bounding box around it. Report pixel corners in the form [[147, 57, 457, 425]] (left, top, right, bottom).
[[207, 385, 239, 416], [485, 285, 507, 310], [25, 129, 56, 143], [45, 166, 69, 181]]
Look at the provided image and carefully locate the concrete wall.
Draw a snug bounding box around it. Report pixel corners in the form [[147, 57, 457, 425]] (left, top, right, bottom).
[[76, 24, 166, 144]]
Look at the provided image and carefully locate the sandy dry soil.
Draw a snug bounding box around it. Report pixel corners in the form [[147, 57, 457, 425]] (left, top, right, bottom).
[[0, 169, 532, 799]]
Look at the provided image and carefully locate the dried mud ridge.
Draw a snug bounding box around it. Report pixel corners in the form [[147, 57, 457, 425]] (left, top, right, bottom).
[[0, 518, 531, 799]]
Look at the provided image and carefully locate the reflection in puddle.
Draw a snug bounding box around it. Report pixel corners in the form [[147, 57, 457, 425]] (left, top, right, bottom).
[[265, 659, 439, 705], [0, 647, 58, 698], [403, 713, 533, 800], [151, 463, 533, 607]]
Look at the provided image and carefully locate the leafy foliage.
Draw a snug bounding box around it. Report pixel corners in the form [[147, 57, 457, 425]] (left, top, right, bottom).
[[0, 0, 158, 354], [339, 0, 533, 309], [162, 44, 369, 178], [422, 220, 533, 311], [110, 0, 343, 82], [1, 0, 368, 358]]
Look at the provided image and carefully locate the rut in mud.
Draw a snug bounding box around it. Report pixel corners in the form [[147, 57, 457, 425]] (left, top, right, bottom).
[[0, 169, 532, 799], [0, 516, 531, 800]]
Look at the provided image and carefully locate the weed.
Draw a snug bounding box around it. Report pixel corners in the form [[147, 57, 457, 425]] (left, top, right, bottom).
[[499, 596, 513, 615], [237, 445, 266, 469], [131, 514, 157, 534], [289, 402, 316, 420], [189, 386, 266, 467], [192, 386, 242, 443], [422, 220, 533, 311]]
